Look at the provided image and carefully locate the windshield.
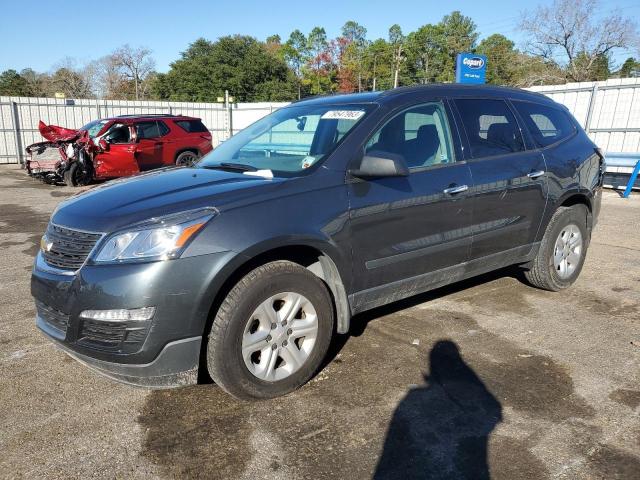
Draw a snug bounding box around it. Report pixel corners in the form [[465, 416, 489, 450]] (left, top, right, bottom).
[[198, 103, 374, 176], [81, 119, 109, 138]]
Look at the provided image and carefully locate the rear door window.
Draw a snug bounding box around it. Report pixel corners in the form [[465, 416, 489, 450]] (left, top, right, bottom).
[[512, 101, 576, 148], [454, 99, 525, 159], [136, 121, 165, 139]]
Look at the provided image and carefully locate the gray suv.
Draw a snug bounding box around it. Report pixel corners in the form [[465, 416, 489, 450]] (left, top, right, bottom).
[[32, 85, 603, 399]]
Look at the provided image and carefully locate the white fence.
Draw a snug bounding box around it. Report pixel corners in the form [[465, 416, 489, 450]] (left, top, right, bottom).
[[3, 79, 640, 165], [0, 97, 289, 165], [528, 78, 640, 154]]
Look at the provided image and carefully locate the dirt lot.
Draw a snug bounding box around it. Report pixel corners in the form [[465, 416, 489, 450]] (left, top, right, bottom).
[[1, 164, 639, 479]]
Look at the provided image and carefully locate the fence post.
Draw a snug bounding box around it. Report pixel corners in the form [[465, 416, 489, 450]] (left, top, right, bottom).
[[10, 101, 24, 167], [225, 90, 233, 139], [95, 98, 102, 119], [584, 84, 599, 134]]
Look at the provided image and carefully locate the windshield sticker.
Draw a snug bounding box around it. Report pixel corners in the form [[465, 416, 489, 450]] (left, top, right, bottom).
[[321, 110, 365, 121], [301, 156, 319, 169]]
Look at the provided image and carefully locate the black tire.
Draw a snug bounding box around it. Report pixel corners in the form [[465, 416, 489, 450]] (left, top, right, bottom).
[[207, 260, 334, 400], [524, 205, 589, 291], [63, 162, 90, 187], [175, 150, 199, 167]]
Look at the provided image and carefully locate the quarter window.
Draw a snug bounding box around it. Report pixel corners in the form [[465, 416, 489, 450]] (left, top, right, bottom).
[[365, 102, 455, 169], [455, 99, 524, 158], [175, 119, 208, 133], [512, 101, 576, 148]]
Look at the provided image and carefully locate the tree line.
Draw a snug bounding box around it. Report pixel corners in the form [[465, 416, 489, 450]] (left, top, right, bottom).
[[1, 0, 638, 102]]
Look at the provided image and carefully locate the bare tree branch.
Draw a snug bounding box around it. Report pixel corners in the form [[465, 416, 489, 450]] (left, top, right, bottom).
[[112, 45, 156, 100], [520, 0, 638, 81]]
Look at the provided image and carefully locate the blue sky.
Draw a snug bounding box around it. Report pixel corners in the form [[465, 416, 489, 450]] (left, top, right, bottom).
[[1, 0, 638, 73]]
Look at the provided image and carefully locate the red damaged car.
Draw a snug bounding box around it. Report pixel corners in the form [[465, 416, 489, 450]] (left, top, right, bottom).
[[26, 114, 213, 186]]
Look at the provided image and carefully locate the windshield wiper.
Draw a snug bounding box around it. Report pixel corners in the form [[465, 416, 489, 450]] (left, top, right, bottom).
[[202, 162, 258, 172]]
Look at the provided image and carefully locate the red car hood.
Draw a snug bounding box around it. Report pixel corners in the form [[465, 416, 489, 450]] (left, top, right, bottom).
[[38, 121, 83, 142]]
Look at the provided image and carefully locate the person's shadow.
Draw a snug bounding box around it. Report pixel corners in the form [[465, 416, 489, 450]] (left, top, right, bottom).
[[374, 340, 502, 480]]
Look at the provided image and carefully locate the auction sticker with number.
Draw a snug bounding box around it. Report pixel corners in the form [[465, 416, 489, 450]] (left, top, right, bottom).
[[321, 110, 366, 120]]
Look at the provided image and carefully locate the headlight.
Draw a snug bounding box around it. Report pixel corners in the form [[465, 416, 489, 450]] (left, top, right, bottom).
[[93, 208, 216, 263]]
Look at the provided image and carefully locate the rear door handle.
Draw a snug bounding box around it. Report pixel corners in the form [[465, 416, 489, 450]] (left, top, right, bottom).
[[527, 170, 545, 179], [443, 184, 469, 195]]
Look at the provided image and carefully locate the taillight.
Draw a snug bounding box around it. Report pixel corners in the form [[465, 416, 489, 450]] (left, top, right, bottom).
[[595, 147, 606, 185]]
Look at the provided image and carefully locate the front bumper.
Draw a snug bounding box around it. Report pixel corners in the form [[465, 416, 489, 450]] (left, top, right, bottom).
[[32, 250, 234, 388], [43, 330, 201, 388]]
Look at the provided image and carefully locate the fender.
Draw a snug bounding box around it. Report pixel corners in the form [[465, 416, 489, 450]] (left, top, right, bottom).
[[196, 235, 353, 336], [536, 187, 594, 244]]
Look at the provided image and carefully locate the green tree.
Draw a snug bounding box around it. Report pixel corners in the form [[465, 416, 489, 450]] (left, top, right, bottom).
[[265, 35, 283, 59], [405, 24, 445, 84], [154, 36, 297, 102], [0, 69, 30, 96], [389, 24, 405, 88], [620, 57, 639, 78], [283, 30, 309, 99], [476, 34, 517, 85], [441, 11, 478, 82], [306, 27, 331, 94], [340, 21, 368, 92], [362, 38, 392, 91]]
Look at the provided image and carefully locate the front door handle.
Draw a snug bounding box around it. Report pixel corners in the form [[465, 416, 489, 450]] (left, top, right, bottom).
[[527, 170, 545, 179], [443, 184, 469, 195]]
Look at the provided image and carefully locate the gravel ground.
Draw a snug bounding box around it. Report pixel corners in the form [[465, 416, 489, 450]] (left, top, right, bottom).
[[1, 165, 639, 479]]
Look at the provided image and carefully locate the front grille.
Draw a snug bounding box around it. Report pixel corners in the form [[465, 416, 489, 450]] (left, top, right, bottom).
[[42, 224, 102, 270], [36, 300, 70, 334]]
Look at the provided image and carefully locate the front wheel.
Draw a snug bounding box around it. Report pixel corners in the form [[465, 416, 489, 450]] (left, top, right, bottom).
[[63, 162, 91, 187], [207, 260, 334, 400], [524, 205, 589, 291]]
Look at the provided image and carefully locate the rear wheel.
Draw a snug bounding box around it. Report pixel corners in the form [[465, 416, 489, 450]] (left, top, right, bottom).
[[175, 150, 199, 167], [206, 260, 334, 400], [524, 205, 589, 291]]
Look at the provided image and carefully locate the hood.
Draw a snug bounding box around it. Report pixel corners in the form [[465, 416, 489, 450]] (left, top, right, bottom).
[[52, 167, 286, 232], [38, 121, 83, 143]]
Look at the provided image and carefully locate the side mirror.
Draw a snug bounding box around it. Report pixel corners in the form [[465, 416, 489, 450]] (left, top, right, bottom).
[[98, 138, 109, 151], [350, 150, 409, 178]]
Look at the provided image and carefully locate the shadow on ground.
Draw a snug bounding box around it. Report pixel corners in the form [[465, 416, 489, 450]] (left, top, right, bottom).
[[374, 340, 502, 480]]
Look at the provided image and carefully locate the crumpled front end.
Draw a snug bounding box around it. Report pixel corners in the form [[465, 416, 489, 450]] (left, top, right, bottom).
[[38, 120, 82, 143], [25, 121, 96, 184]]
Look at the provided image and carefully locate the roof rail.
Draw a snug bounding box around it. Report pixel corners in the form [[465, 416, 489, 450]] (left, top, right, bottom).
[[116, 113, 176, 118]]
